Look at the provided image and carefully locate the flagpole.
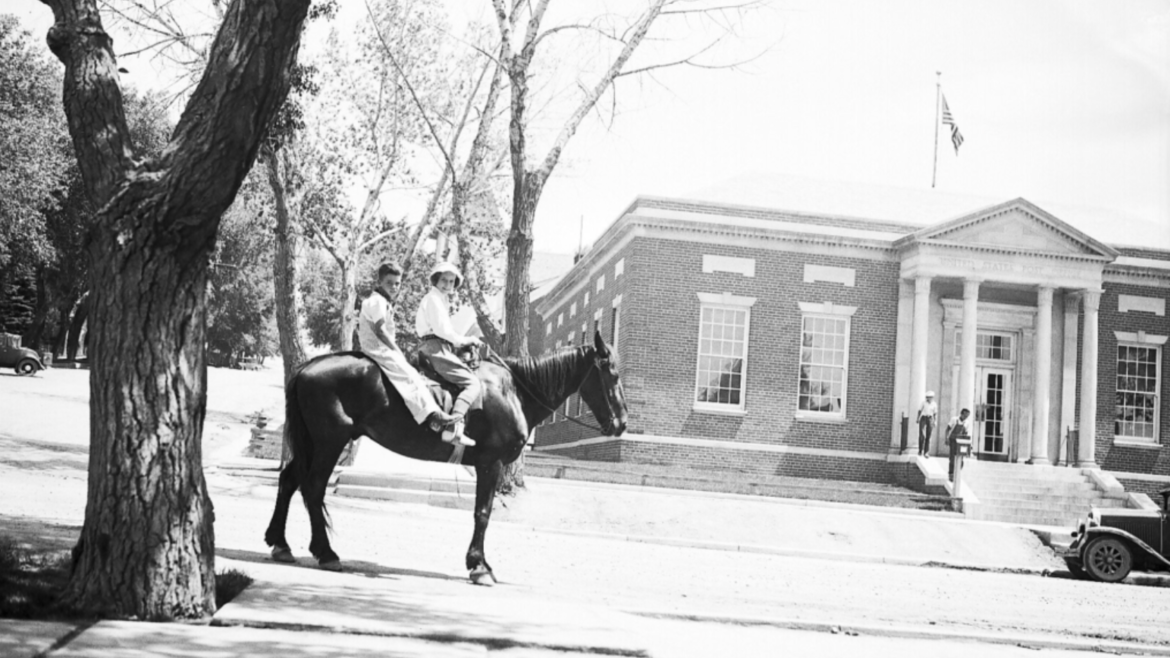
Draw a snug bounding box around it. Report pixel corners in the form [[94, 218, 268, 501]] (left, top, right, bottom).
[[932, 71, 941, 188]]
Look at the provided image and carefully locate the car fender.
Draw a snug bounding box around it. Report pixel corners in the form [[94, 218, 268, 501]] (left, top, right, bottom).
[[1080, 527, 1170, 570], [20, 354, 46, 370]]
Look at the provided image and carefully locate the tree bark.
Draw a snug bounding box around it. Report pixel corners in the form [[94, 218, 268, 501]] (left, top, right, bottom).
[[66, 294, 89, 361], [263, 146, 308, 384], [42, 0, 311, 619], [338, 259, 358, 351]]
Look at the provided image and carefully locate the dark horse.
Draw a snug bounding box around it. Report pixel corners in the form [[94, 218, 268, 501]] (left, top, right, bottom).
[[264, 332, 627, 583]]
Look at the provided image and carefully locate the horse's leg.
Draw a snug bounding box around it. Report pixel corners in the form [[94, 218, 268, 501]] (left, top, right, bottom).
[[264, 458, 301, 563], [467, 458, 502, 585], [303, 438, 348, 570]]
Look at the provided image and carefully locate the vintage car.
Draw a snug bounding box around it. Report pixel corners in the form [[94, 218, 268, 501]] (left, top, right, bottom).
[[0, 334, 44, 375], [1063, 488, 1170, 582]]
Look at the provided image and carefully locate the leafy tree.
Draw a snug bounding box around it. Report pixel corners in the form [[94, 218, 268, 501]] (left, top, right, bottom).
[[0, 14, 70, 270], [206, 177, 277, 368], [39, 0, 312, 618], [295, 0, 452, 350]]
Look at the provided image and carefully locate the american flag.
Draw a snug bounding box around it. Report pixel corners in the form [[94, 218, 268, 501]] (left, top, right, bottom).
[[941, 95, 964, 153]]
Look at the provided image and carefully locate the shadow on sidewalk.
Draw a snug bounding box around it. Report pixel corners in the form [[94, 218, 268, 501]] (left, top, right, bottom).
[[216, 548, 466, 583]]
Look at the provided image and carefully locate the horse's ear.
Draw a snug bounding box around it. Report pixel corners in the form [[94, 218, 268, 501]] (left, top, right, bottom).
[[593, 331, 608, 354]]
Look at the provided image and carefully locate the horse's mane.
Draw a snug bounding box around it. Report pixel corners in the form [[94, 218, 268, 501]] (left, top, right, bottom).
[[500, 347, 591, 404]]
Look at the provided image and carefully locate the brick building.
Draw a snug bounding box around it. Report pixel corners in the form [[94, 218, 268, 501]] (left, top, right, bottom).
[[528, 181, 1170, 499]]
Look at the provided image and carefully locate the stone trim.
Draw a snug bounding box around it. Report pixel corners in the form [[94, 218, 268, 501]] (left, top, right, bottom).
[[702, 254, 756, 277], [535, 434, 889, 461]]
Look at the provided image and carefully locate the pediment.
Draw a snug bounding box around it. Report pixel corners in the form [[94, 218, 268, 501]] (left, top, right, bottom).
[[897, 199, 1119, 259]]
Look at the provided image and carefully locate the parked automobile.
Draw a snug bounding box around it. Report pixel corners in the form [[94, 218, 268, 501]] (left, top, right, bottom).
[[0, 334, 45, 375], [1062, 488, 1170, 582]]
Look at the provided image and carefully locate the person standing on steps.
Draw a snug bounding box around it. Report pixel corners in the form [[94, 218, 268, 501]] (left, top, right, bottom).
[[918, 391, 938, 456]]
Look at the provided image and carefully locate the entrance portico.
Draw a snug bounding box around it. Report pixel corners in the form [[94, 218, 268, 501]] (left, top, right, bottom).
[[889, 199, 1119, 468]]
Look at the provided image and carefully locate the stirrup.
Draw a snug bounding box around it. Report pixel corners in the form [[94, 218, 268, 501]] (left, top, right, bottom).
[[442, 419, 475, 447]]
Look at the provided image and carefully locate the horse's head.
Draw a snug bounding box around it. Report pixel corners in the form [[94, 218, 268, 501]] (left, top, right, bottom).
[[579, 332, 628, 436]]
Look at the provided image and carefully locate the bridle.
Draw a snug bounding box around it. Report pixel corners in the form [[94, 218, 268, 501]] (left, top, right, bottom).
[[488, 348, 617, 434]]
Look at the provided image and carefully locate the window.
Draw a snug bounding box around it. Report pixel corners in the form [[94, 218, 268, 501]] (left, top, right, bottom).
[[610, 306, 620, 352], [545, 322, 551, 336], [570, 302, 577, 317], [693, 293, 755, 411], [584, 292, 590, 308], [557, 313, 564, 327], [797, 307, 853, 418], [954, 331, 1013, 362], [1116, 343, 1161, 440], [596, 275, 605, 293], [615, 258, 625, 278]]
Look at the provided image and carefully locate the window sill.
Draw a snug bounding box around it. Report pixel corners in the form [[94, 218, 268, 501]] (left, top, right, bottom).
[[794, 412, 847, 424], [692, 404, 747, 417], [1112, 437, 1163, 449]]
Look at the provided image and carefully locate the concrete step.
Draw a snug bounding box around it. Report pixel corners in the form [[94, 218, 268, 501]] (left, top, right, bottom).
[[959, 475, 1095, 491], [973, 489, 1115, 503], [968, 489, 1123, 503], [336, 471, 476, 495], [963, 464, 1092, 482], [971, 498, 1108, 515], [333, 483, 475, 510]]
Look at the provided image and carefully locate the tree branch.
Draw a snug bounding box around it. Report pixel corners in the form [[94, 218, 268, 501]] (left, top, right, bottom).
[[161, 0, 312, 237], [535, 0, 668, 178]]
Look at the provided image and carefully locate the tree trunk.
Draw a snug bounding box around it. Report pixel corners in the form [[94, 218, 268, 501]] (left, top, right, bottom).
[[44, 0, 313, 619], [264, 148, 308, 384], [66, 294, 89, 361], [502, 175, 545, 358], [338, 260, 358, 351], [21, 273, 50, 350], [51, 293, 79, 358], [62, 214, 217, 619]]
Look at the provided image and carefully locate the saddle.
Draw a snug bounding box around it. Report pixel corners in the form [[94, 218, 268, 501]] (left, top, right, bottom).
[[413, 345, 483, 415]]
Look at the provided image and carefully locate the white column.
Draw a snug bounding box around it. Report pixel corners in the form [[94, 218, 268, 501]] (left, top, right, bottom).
[[1029, 287, 1054, 465], [959, 279, 980, 415], [906, 276, 932, 453], [1059, 294, 1081, 464], [1078, 289, 1101, 468]]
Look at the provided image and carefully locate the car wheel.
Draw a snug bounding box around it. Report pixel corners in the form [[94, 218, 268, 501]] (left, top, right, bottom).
[[16, 359, 39, 376], [1083, 536, 1133, 583]]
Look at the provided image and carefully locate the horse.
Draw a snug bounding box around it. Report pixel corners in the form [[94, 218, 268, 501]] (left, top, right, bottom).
[[263, 331, 627, 584]]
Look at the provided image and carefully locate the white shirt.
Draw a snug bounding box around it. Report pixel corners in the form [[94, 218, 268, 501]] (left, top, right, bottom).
[[415, 287, 463, 345], [918, 400, 938, 420], [947, 414, 973, 438], [358, 292, 396, 355]]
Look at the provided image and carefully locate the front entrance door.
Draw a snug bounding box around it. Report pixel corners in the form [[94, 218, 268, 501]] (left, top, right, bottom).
[[949, 366, 1014, 460], [974, 367, 1012, 460]]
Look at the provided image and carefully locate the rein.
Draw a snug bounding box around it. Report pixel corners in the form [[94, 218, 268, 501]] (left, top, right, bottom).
[[485, 348, 612, 434]]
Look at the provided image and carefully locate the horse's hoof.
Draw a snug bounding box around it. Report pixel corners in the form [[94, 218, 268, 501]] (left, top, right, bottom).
[[470, 568, 497, 586], [270, 546, 296, 563], [319, 560, 343, 572]]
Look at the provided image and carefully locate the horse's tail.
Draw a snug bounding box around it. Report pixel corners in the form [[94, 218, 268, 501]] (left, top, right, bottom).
[[284, 369, 313, 484]]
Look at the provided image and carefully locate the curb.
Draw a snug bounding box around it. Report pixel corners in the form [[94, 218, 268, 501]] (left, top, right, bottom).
[[624, 610, 1170, 656]]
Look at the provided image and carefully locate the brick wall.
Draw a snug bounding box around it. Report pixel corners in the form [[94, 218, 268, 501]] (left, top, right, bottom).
[[1090, 282, 1170, 475], [1114, 476, 1170, 501], [533, 233, 901, 484]]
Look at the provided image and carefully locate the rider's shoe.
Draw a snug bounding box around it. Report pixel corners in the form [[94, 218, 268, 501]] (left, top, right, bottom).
[[441, 416, 476, 447], [426, 410, 457, 434]]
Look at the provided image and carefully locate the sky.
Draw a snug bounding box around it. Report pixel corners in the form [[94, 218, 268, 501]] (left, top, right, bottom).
[[9, 0, 1170, 252]]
